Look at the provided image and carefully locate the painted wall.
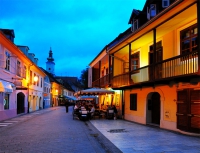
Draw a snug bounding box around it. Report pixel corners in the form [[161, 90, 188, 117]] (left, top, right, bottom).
[[124, 84, 179, 131]]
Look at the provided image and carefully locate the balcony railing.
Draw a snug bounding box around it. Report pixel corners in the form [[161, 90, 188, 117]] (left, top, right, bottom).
[[112, 51, 199, 88], [92, 51, 199, 88], [92, 73, 111, 88]]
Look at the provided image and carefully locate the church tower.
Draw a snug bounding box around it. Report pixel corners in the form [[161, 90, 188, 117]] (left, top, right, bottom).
[[46, 47, 55, 75]]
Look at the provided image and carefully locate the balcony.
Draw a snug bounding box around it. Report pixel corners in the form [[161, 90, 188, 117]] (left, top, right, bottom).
[[92, 73, 111, 88], [92, 51, 199, 88], [112, 51, 199, 88]]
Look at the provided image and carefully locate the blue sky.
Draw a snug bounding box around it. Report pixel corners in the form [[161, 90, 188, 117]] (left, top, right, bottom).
[[0, 0, 146, 78]]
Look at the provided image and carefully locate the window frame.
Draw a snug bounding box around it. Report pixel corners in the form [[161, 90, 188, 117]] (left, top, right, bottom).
[[17, 60, 21, 76], [150, 4, 156, 18], [130, 52, 140, 72], [5, 51, 10, 71], [40, 77, 42, 88], [162, 0, 170, 8], [4, 94, 9, 110], [131, 19, 138, 32], [130, 93, 137, 111], [180, 24, 197, 55]]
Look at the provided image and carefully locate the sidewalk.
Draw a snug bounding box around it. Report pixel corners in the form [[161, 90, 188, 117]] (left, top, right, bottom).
[[90, 119, 200, 153]]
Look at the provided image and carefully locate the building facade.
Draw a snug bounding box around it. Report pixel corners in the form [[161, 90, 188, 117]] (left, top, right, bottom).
[[89, 0, 200, 135], [0, 29, 46, 121]]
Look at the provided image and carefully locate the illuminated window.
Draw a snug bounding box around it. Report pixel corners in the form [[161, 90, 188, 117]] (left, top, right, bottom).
[[37, 75, 39, 86], [30, 71, 32, 84], [180, 24, 197, 55], [131, 52, 140, 71], [5, 51, 10, 71], [34, 73, 36, 85], [4, 94, 9, 110]]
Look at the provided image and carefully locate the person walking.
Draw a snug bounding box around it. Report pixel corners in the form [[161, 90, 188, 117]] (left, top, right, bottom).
[[65, 101, 69, 113], [113, 105, 118, 120]]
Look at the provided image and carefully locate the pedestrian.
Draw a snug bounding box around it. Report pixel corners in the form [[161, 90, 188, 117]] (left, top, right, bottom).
[[112, 105, 118, 120], [65, 101, 69, 113]]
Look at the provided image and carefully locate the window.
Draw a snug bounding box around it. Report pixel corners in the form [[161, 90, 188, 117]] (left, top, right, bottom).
[[4, 94, 9, 109], [37, 75, 39, 86], [17, 61, 21, 76], [131, 52, 140, 71], [180, 24, 197, 55], [131, 19, 138, 32], [162, 0, 170, 8], [30, 71, 32, 85], [150, 4, 156, 17], [130, 94, 137, 110], [147, 4, 156, 20], [40, 78, 42, 88], [24, 66, 27, 79], [34, 73, 36, 85], [5, 51, 10, 71]]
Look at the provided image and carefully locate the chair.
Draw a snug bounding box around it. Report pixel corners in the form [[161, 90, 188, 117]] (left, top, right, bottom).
[[93, 110, 101, 119], [106, 109, 114, 119], [72, 109, 80, 120], [80, 110, 89, 120]]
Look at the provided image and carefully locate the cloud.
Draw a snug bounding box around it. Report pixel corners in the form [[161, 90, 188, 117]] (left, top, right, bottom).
[[0, 0, 146, 78]]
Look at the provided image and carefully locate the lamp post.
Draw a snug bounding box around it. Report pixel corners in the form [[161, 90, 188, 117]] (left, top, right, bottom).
[[27, 76, 38, 113]]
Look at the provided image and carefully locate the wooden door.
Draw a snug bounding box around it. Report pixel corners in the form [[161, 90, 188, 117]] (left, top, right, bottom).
[[190, 89, 200, 133], [149, 41, 163, 81], [177, 89, 188, 131], [177, 89, 200, 133], [155, 47, 163, 79]]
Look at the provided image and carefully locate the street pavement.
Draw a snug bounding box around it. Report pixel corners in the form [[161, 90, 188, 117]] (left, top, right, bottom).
[[0, 106, 121, 153], [0, 106, 200, 153]]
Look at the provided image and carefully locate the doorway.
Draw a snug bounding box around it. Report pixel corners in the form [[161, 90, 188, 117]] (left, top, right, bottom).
[[17, 92, 25, 114], [149, 41, 163, 80], [146, 92, 161, 125]]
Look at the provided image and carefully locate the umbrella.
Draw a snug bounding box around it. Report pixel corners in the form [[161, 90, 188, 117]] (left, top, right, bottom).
[[74, 88, 114, 96]]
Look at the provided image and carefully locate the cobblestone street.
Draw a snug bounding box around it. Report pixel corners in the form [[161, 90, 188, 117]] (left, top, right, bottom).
[[0, 107, 121, 153]]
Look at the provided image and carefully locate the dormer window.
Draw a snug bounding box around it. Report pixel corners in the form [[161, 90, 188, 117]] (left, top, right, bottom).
[[147, 4, 156, 20], [162, 0, 170, 8], [131, 19, 138, 32], [150, 4, 156, 17]]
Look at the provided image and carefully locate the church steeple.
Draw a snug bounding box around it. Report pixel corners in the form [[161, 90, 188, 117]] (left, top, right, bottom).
[[46, 47, 55, 76], [47, 47, 54, 62]]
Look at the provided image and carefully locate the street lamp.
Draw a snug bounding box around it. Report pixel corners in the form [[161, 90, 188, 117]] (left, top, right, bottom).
[[27, 76, 38, 113]]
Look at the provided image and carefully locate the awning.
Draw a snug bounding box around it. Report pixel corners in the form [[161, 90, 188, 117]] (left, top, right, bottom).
[[78, 95, 97, 100], [74, 88, 115, 96], [0, 80, 15, 93], [65, 96, 77, 101]]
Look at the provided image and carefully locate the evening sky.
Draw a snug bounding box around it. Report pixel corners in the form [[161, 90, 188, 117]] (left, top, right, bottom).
[[0, 0, 146, 78]]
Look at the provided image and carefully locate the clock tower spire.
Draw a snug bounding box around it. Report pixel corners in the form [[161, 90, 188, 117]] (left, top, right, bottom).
[[46, 47, 55, 75]]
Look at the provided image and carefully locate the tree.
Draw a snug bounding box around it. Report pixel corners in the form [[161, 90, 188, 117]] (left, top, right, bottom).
[[79, 66, 88, 89]]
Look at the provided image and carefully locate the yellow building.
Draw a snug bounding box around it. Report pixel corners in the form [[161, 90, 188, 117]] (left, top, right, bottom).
[[89, 0, 200, 135]]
